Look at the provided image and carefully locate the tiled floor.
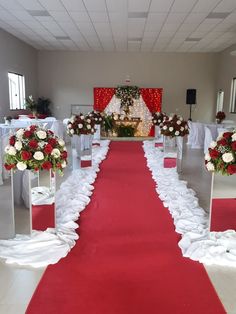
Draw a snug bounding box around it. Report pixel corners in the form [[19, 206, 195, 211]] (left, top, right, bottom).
[[0, 140, 235, 314]]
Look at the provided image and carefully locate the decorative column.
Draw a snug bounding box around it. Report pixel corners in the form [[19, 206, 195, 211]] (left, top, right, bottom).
[[163, 136, 177, 168]]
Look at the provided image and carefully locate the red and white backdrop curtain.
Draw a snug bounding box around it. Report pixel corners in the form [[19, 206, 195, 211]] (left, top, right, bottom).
[[94, 88, 163, 136]]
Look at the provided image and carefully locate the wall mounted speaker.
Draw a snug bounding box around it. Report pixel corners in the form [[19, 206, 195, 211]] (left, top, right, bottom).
[[186, 89, 196, 105]]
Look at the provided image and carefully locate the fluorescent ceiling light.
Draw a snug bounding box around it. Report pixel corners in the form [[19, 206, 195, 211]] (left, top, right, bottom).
[[207, 12, 230, 19], [230, 50, 236, 56], [128, 12, 148, 18], [28, 10, 50, 17], [55, 36, 71, 40], [128, 37, 142, 42], [185, 38, 201, 42]]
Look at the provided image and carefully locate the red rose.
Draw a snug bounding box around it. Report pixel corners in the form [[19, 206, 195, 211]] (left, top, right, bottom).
[[61, 151, 68, 159], [231, 141, 236, 151], [47, 130, 54, 135], [44, 144, 53, 154], [4, 163, 15, 170], [227, 164, 236, 175], [29, 139, 38, 149], [42, 161, 52, 170], [34, 167, 39, 171], [48, 138, 57, 147], [30, 125, 37, 132], [56, 162, 62, 168], [217, 138, 227, 146], [223, 132, 232, 139], [21, 150, 32, 161], [209, 148, 220, 159], [9, 136, 15, 146], [24, 130, 32, 138]]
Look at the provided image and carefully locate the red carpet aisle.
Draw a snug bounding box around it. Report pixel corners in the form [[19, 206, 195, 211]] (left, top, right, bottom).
[[27, 142, 225, 314]]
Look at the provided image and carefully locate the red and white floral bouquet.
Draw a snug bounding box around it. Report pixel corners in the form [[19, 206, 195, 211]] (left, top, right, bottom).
[[152, 112, 167, 127], [87, 111, 104, 125], [67, 113, 96, 136], [216, 111, 226, 123], [161, 114, 189, 137], [205, 130, 236, 175], [4, 125, 67, 174]]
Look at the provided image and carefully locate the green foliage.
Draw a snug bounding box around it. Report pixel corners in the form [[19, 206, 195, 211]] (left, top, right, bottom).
[[117, 125, 135, 137]]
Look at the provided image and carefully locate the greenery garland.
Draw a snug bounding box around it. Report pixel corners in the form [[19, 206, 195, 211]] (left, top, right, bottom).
[[115, 85, 140, 108]]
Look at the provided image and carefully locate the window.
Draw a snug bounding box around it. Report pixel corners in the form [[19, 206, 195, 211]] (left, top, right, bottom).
[[230, 77, 236, 113], [8, 72, 25, 110], [216, 90, 224, 113]]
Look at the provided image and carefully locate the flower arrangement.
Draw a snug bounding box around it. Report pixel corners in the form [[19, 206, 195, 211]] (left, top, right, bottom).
[[152, 112, 167, 127], [25, 95, 38, 114], [216, 111, 226, 124], [4, 125, 67, 174], [87, 111, 103, 125], [161, 114, 189, 137], [115, 85, 140, 109], [205, 131, 236, 175], [67, 113, 95, 136]]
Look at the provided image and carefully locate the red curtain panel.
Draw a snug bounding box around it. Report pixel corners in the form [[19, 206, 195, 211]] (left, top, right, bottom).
[[94, 88, 115, 111], [140, 88, 163, 113]]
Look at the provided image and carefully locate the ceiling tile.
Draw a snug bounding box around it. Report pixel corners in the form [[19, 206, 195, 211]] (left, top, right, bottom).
[[60, 0, 86, 11], [83, 0, 107, 12], [49, 11, 71, 22], [0, 0, 23, 10], [106, 0, 127, 12], [192, 0, 221, 13], [128, 0, 150, 12], [149, 0, 174, 12], [213, 0, 236, 12], [171, 0, 198, 12], [89, 12, 109, 23], [38, 0, 65, 11], [69, 11, 90, 22], [17, 0, 44, 10]]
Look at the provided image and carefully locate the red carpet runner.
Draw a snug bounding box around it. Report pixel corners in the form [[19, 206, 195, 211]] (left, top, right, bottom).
[[27, 142, 225, 314]]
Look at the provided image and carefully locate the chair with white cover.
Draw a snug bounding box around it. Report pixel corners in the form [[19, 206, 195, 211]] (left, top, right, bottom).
[[204, 126, 213, 154], [50, 120, 64, 139], [190, 122, 205, 149]]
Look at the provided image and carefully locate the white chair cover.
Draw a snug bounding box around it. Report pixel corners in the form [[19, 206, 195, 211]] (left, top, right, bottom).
[[190, 122, 205, 149], [50, 120, 64, 139], [204, 126, 213, 154]]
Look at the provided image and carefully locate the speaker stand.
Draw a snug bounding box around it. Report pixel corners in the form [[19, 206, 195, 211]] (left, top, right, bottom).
[[189, 104, 193, 121]]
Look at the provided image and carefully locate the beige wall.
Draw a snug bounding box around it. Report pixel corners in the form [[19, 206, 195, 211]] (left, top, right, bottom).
[[0, 28, 38, 119], [38, 51, 219, 122], [217, 44, 236, 122]]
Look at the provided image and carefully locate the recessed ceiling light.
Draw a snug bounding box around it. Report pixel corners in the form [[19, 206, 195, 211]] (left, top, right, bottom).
[[55, 36, 71, 40], [28, 10, 50, 17], [207, 12, 230, 19], [128, 12, 148, 18], [230, 50, 236, 56], [128, 37, 142, 42], [185, 38, 201, 42]]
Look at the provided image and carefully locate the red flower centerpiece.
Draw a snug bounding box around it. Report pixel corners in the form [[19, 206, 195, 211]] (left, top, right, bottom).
[[205, 130, 236, 175], [152, 112, 167, 127], [216, 111, 226, 124], [161, 114, 189, 137], [4, 125, 67, 174], [67, 113, 96, 136], [87, 111, 104, 125]]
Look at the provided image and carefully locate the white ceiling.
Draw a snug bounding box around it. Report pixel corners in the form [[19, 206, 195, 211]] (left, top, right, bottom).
[[0, 0, 236, 52]]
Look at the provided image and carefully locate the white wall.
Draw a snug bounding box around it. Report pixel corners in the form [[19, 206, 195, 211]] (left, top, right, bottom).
[[38, 51, 219, 122], [217, 44, 236, 122], [0, 28, 38, 119]]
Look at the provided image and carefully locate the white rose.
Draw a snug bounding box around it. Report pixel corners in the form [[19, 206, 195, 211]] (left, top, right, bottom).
[[33, 151, 44, 160], [217, 133, 223, 141], [163, 125, 167, 130], [70, 129, 75, 135], [78, 124, 83, 129], [205, 153, 211, 161], [16, 128, 24, 139], [185, 125, 188, 129], [58, 139, 65, 146], [210, 141, 217, 149], [99, 118, 102, 121], [36, 130, 47, 139], [67, 124, 72, 129], [95, 118, 98, 121], [169, 117, 173, 121], [61, 160, 67, 168], [14, 141, 22, 151], [8, 146, 17, 156], [38, 141, 46, 148], [16, 161, 27, 171], [175, 131, 180, 136], [177, 120, 181, 125], [4, 145, 10, 153], [206, 162, 215, 171], [80, 115, 84, 120], [153, 119, 157, 123], [180, 127, 184, 131], [179, 117, 183, 121], [87, 119, 91, 123], [158, 119, 161, 123], [222, 152, 234, 163], [91, 128, 95, 132], [87, 124, 91, 129], [231, 133, 236, 141], [70, 116, 75, 123], [51, 148, 61, 158], [169, 127, 174, 132]]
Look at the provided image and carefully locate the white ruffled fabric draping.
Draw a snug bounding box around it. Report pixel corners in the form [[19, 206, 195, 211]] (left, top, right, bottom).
[[0, 140, 110, 268], [143, 140, 236, 267]]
